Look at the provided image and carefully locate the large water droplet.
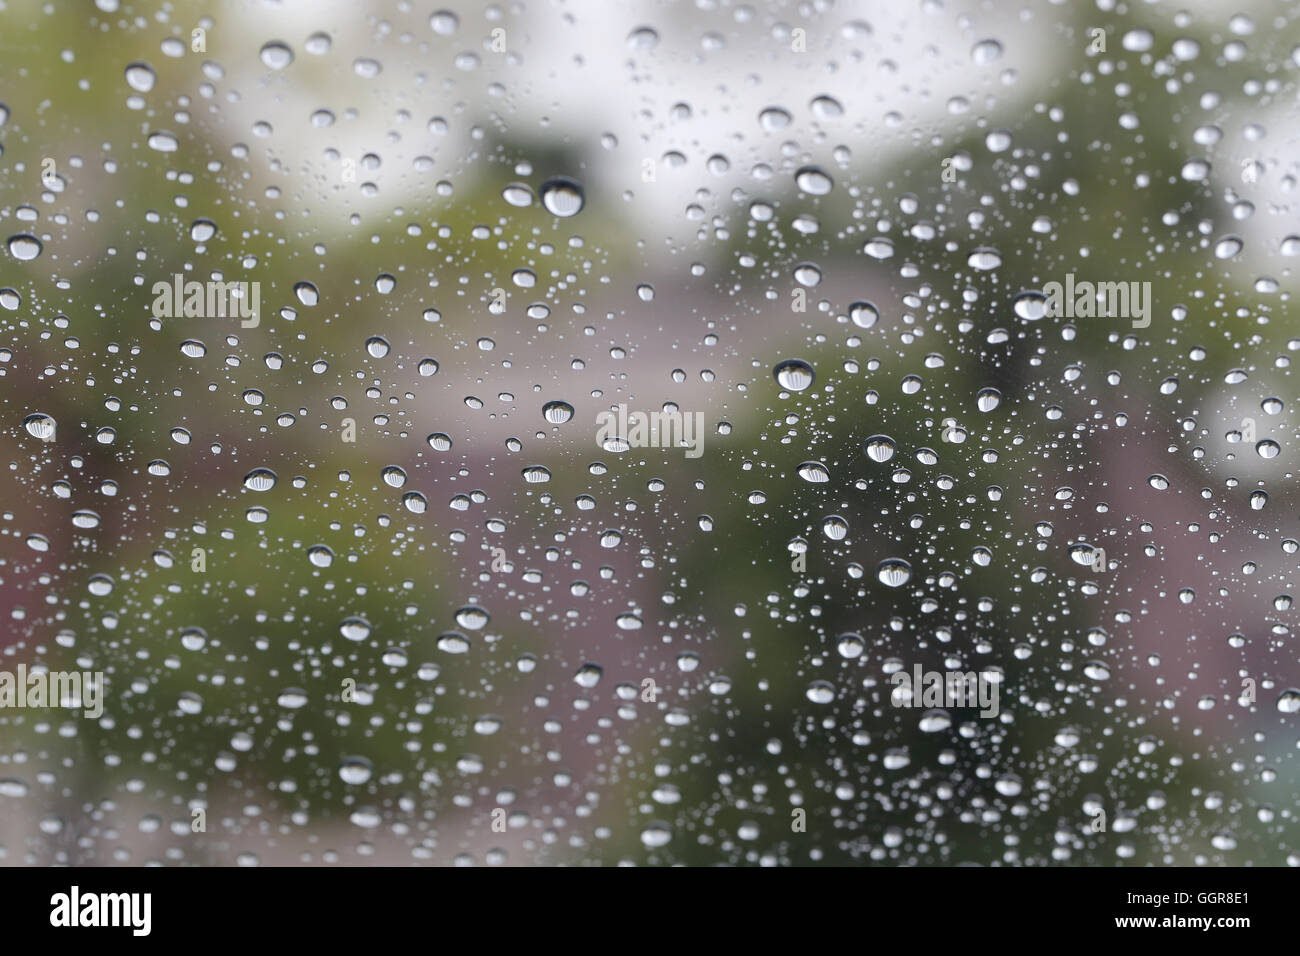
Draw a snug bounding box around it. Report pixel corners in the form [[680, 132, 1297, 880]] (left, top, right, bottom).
[[797, 461, 830, 482], [794, 166, 833, 195], [773, 358, 815, 392], [22, 413, 56, 441], [863, 435, 896, 462], [542, 401, 574, 424], [124, 62, 156, 92], [260, 41, 295, 70], [147, 130, 178, 152], [848, 301, 879, 329], [7, 235, 42, 260], [243, 468, 278, 492], [626, 26, 659, 50], [877, 558, 912, 587], [539, 177, 585, 217]]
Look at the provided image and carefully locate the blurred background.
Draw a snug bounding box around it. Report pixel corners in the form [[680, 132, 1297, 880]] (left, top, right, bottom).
[[0, 0, 1297, 865]]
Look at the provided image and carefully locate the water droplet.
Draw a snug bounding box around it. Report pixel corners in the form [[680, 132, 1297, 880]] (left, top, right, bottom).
[[22, 413, 55, 441], [794, 166, 833, 195], [455, 606, 490, 630], [848, 301, 878, 329], [797, 461, 830, 482], [190, 218, 217, 242], [243, 468, 278, 492], [773, 358, 815, 392], [810, 95, 843, 119], [276, 688, 309, 709], [1013, 291, 1047, 320], [260, 41, 294, 70], [793, 262, 822, 287], [822, 515, 849, 540], [124, 62, 156, 92], [806, 681, 836, 704], [837, 634, 864, 658], [1122, 29, 1154, 52], [877, 558, 912, 587], [430, 10, 460, 35], [971, 38, 1003, 63], [1214, 235, 1243, 259], [994, 775, 1022, 797], [339, 757, 373, 785], [340, 617, 372, 642], [542, 401, 574, 424], [502, 183, 534, 207], [437, 632, 471, 654], [539, 177, 585, 217], [640, 823, 671, 847], [863, 435, 896, 463], [147, 131, 178, 152], [863, 237, 894, 259], [7, 235, 42, 260], [1070, 543, 1101, 566], [626, 26, 659, 50], [294, 282, 319, 306], [1084, 660, 1111, 681]]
